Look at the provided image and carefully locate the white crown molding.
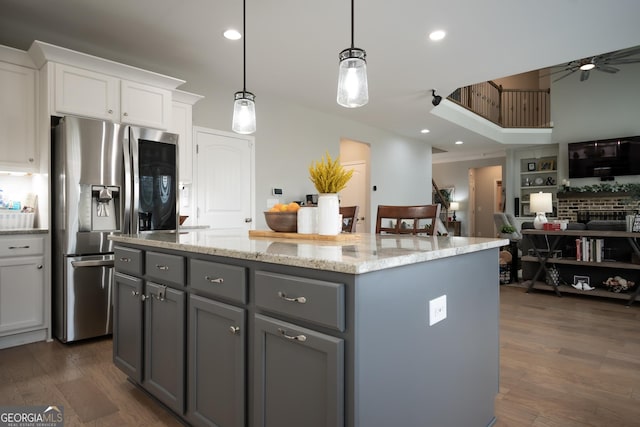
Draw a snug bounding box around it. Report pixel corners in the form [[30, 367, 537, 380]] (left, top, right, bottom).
[[28, 40, 185, 90], [173, 89, 204, 105], [0, 44, 36, 68]]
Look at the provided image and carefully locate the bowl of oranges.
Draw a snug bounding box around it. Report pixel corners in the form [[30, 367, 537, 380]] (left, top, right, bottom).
[[264, 202, 300, 232]]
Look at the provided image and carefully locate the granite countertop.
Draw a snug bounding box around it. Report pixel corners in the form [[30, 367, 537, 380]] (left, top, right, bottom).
[[110, 230, 507, 274], [0, 229, 48, 235]]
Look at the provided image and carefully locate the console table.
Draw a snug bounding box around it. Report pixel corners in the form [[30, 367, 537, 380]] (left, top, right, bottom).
[[445, 221, 461, 236], [521, 229, 640, 306]]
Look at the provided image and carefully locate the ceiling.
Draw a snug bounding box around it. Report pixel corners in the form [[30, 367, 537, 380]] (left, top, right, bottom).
[[1, 0, 640, 160]]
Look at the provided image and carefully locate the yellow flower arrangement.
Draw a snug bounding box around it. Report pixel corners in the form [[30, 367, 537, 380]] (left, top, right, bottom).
[[308, 152, 354, 193]]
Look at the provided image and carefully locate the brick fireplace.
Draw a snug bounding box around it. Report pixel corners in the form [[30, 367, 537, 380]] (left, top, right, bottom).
[[557, 192, 640, 222]]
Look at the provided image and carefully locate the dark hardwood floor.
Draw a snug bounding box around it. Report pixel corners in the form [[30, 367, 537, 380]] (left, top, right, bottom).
[[1, 286, 639, 426]]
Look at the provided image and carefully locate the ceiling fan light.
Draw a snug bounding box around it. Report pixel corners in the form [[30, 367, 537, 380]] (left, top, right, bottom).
[[580, 62, 596, 71], [232, 91, 256, 134], [337, 48, 369, 108]]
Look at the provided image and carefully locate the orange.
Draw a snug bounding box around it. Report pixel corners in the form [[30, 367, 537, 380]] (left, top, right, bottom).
[[279, 204, 289, 212], [287, 202, 300, 212]]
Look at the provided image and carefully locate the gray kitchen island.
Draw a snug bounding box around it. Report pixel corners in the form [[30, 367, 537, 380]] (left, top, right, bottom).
[[109, 230, 506, 427]]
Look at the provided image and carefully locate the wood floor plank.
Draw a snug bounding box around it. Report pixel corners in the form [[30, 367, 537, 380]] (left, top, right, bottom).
[[1, 286, 639, 426]]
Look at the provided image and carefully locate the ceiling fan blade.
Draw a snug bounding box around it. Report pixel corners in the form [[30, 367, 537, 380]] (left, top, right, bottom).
[[606, 58, 640, 65], [580, 70, 590, 81], [597, 65, 619, 73], [553, 70, 576, 82], [607, 46, 640, 60]]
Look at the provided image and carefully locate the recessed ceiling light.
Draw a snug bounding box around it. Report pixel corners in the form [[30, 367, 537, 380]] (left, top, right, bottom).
[[455, 140, 464, 145], [223, 29, 242, 40], [420, 129, 430, 134], [429, 30, 446, 41]]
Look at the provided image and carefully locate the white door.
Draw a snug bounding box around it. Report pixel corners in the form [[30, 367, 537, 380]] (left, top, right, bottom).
[[339, 161, 368, 232], [194, 127, 254, 234]]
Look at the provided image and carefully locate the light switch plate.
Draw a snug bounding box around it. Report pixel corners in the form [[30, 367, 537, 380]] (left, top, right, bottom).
[[429, 295, 447, 326]]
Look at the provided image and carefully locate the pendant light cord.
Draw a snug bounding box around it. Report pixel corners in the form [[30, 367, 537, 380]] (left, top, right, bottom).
[[350, 0, 355, 49], [243, 0, 247, 93]]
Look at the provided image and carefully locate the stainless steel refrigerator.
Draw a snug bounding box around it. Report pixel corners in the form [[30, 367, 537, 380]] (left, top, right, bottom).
[[52, 115, 179, 342]]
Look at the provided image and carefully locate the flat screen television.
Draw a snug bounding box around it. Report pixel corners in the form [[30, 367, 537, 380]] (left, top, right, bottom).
[[568, 136, 640, 179]]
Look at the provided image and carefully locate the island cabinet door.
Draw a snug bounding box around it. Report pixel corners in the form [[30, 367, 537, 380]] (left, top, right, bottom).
[[143, 281, 186, 415], [253, 314, 344, 427], [113, 272, 143, 382], [187, 294, 245, 427]]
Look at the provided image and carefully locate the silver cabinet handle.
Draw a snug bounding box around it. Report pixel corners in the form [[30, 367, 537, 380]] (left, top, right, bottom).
[[244, 217, 252, 223], [37, 265, 43, 269], [141, 294, 149, 301], [278, 291, 306, 304], [119, 257, 131, 262], [123, 112, 129, 117], [204, 276, 224, 284], [108, 109, 113, 114], [278, 328, 306, 342], [229, 326, 240, 335], [156, 264, 169, 271], [131, 290, 140, 297], [8, 245, 30, 249]]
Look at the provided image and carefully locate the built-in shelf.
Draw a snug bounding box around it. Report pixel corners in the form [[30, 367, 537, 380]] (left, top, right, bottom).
[[507, 281, 632, 301]]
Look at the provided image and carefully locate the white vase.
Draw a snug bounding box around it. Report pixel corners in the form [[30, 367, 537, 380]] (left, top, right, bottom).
[[317, 193, 340, 235]]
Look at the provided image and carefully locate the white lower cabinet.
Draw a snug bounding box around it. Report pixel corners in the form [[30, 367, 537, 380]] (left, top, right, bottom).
[[0, 235, 47, 349]]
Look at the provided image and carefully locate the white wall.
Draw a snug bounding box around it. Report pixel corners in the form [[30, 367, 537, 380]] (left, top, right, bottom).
[[432, 157, 505, 236], [190, 88, 433, 232], [552, 62, 640, 188]]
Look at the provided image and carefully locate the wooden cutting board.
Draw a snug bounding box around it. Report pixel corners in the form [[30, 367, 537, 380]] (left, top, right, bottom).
[[248, 230, 361, 241]]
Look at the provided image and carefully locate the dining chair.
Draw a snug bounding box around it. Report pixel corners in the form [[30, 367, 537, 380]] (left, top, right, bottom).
[[339, 205, 359, 232], [375, 204, 441, 235]]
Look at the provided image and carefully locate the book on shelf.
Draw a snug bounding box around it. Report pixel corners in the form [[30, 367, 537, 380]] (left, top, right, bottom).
[[575, 237, 604, 262]]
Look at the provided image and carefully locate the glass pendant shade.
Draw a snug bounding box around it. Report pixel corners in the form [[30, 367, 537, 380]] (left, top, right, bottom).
[[337, 48, 369, 108], [232, 91, 256, 134]]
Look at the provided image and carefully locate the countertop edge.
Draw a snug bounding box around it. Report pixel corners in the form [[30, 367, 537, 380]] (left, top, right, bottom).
[[109, 234, 508, 275]]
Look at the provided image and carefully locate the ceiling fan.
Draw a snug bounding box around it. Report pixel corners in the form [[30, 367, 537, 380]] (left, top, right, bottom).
[[544, 45, 640, 82]]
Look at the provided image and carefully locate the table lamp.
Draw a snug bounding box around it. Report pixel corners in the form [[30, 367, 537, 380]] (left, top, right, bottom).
[[449, 202, 460, 221], [529, 192, 552, 229]]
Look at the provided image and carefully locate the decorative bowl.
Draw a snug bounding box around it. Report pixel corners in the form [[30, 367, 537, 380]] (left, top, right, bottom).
[[264, 211, 298, 232]]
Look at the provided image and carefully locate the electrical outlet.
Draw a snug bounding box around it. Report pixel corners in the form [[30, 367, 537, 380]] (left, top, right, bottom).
[[429, 295, 447, 326]]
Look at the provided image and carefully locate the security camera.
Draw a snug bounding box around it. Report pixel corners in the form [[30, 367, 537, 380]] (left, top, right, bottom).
[[431, 89, 442, 106]]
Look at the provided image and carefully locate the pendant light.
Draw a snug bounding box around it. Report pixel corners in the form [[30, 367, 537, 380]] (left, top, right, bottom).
[[232, 0, 256, 134], [337, 0, 368, 108]]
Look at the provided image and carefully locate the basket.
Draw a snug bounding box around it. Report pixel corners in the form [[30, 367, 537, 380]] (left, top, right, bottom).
[[0, 212, 35, 229], [499, 264, 511, 284]]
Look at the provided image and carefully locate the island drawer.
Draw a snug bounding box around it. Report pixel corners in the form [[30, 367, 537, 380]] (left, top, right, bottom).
[[146, 251, 185, 286], [254, 271, 345, 331], [114, 246, 143, 276], [190, 259, 247, 303]]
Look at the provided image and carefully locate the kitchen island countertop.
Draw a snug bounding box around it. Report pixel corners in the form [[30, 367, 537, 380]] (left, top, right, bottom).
[[109, 229, 508, 274]]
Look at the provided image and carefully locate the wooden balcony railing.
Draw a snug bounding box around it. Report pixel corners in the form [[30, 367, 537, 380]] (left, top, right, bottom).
[[448, 81, 551, 128]]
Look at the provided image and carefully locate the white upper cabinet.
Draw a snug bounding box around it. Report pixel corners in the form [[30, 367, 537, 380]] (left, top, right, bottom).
[[120, 80, 171, 129], [53, 63, 119, 121], [170, 90, 204, 184], [29, 41, 184, 130], [0, 60, 37, 171], [53, 63, 172, 129]]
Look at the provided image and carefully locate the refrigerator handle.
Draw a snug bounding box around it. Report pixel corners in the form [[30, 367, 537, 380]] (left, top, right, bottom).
[[70, 259, 115, 268], [123, 129, 133, 234]]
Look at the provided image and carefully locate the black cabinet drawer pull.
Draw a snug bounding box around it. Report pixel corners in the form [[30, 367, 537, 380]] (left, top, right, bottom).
[[278, 328, 306, 342], [278, 291, 306, 304], [8, 245, 30, 249], [204, 275, 224, 284]]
